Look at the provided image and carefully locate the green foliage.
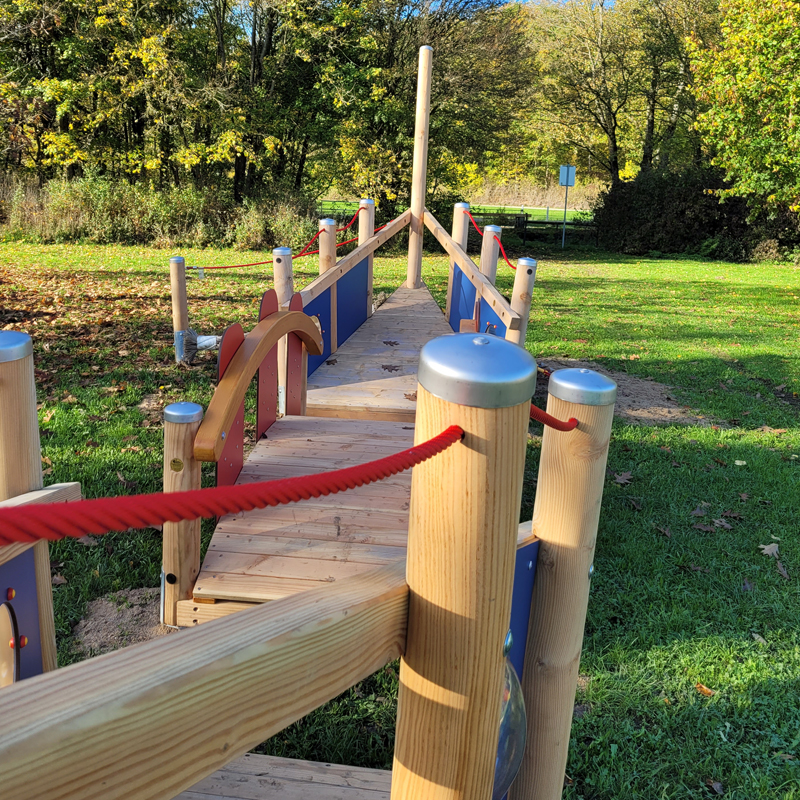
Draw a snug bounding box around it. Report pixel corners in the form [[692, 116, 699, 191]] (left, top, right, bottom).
[[690, 0, 800, 211]]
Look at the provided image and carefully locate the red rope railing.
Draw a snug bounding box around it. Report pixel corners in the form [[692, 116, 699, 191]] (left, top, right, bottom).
[[530, 405, 578, 432], [336, 209, 360, 232], [462, 209, 517, 270], [0, 426, 463, 547]]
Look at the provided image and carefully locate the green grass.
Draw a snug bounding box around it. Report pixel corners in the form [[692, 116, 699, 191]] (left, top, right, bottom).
[[0, 240, 798, 797]]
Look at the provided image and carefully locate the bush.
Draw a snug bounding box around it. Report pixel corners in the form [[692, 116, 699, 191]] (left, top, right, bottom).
[[593, 168, 751, 260]]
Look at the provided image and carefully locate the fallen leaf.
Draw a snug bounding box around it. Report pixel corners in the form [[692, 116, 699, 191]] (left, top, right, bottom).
[[657, 525, 672, 538], [734, 460, 746, 466], [752, 632, 767, 645], [117, 471, 138, 490], [759, 542, 779, 558], [722, 510, 743, 519], [776, 561, 789, 580], [705, 778, 724, 795], [775, 384, 787, 391], [41, 455, 52, 465], [629, 498, 642, 511], [383, 340, 399, 346], [757, 425, 787, 434], [51, 574, 67, 586], [42, 467, 53, 476], [739, 493, 750, 501], [742, 578, 754, 591], [77, 535, 98, 547], [382, 364, 401, 373], [690, 506, 707, 517], [672, 460, 681, 468], [696, 682, 716, 697], [325, 358, 338, 365], [614, 471, 632, 485], [713, 458, 728, 466], [404, 391, 417, 401], [690, 563, 710, 573], [713, 518, 733, 530], [693, 523, 715, 532]]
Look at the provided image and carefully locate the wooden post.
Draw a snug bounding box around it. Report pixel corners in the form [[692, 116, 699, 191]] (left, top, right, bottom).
[[162, 402, 203, 627], [273, 247, 293, 416], [0, 331, 56, 672], [319, 218, 338, 353], [170, 256, 189, 364], [391, 333, 537, 800], [359, 199, 376, 317], [406, 45, 433, 290], [479, 224, 501, 286], [510, 368, 617, 800], [446, 202, 470, 321], [505, 257, 537, 348]]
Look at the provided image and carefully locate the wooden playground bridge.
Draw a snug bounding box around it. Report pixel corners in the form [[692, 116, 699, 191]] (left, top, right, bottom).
[[0, 47, 618, 800]]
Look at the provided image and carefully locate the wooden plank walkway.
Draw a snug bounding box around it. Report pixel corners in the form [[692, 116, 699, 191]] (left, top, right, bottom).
[[178, 754, 391, 800], [305, 284, 452, 422], [190, 416, 414, 605]]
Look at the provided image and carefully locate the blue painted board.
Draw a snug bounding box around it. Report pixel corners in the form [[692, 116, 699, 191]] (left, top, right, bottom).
[[336, 258, 369, 348], [449, 264, 476, 332], [304, 288, 332, 376], [508, 539, 539, 680], [479, 297, 507, 338], [0, 546, 44, 681]]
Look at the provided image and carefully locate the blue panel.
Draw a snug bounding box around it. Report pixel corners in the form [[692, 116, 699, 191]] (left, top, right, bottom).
[[304, 288, 332, 376], [0, 546, 44, 681], [508, 539, 539, 679], [480, 297, 507, 339], [449, 264, 477, 332], [337, 258, 369, 347]]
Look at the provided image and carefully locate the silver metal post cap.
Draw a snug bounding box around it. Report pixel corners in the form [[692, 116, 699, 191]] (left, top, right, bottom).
[[548, 368, 617, 406], [454, 202, 470, 209], [517, 257, 537, 268], [164, 401, 204, 424], [273, 247, 292, 256], [484, 225, 502, 234], [169, 256, 185, 266], [418, 333, 537, 409], [0, 331, 33, 363], [320, 218, 336, 227], [359, 198, 375, 206]]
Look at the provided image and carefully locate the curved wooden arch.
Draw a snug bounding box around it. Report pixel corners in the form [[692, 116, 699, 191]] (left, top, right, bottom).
[[194, 311, 323, 462]]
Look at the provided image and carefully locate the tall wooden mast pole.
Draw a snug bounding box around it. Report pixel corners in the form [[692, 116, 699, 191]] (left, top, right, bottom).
[[406, 45, 433, 290]]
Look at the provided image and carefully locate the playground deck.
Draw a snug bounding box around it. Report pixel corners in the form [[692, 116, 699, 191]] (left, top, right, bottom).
[[305, 284, 451, 422], [179, 754, 391, 800]]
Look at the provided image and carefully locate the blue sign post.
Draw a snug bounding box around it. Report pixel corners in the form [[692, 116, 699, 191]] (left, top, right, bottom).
[[559, 165, 576, 249]]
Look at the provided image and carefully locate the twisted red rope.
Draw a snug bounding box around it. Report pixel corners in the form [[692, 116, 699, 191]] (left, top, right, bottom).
[[0, 426, 463, 547], [462, 210, 517, 270], [463, 208, 484, 237], [530, 405, 578, 432], [336, 209, 360, 232]]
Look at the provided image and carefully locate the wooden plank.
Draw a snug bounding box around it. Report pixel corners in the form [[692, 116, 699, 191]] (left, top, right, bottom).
[[208, 534, 405, 563], [0, 483, 82, 567], [304, 405, 416, 424], [176, 600, 257, 627], [0, 562, 408, 800], [201, 551, 388, 582], [423, 208, 521, 330], [300, 212, 412, 306]]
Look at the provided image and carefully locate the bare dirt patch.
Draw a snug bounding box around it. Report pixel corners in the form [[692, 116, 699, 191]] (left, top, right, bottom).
[[537, 358, 708, 427], [72, 587, 174, 657]]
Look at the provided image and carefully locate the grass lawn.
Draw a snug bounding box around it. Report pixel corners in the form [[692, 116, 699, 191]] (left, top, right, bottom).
[[0, 239, 798, 799]]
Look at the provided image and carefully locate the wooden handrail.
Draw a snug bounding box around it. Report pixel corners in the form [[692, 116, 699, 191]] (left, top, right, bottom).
[[0, 561, 408, 800], [423, 208, 522, 331], [194, 311, 323, 462], [300, 210, 412, 306]]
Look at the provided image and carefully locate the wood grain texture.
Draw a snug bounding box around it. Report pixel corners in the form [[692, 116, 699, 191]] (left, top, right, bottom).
[[509, 394, 614, 800], [406, 46, 432, 290], [176, 599, 258, 626], [33, 540, 57, 671], [194, 312, 323, 462], [479, 225, 500, 285], [0, 483, 82, 567], [359, 201, 376, 318], [423, 209, 521, 331], [0, 562, 408, 800], [505, 259, 537, 347], [300, 212, 411, 306], [306, 284, 450, 422], [170, 257, 189, 333], [273, 250, 294, 408], [163, 416, 203, 625], [391, 386, 530, 800]]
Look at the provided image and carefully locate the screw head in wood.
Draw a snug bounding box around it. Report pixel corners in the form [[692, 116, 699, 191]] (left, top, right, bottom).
[[418, 333, 537, 409], [503, 630, 513, 657], [0, 331, 32, 363], [170, 458, 184, 472]]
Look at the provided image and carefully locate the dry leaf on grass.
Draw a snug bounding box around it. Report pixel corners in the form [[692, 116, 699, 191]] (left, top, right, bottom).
[[51, 574, 67, 586], [690, 506, 707, 517], [705, 778, 724, 795], [776, 561, 789, 580], [696, 682, 716, 697], [77, 535, 98, 547], [752, 632, 767, 645], [759, 542, 780, 558], [742, 578, 755, 591], [693, 523, 715, 532], [657, 525, 672, 538], [614, 471, 632, 485], [713, 518, 733, 529]]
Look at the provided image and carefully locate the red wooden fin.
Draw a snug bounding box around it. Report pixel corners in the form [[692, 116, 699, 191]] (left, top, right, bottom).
[[259, 289, 279, 320], [286, 293, 306, 416], [289, 292, 303, 311]]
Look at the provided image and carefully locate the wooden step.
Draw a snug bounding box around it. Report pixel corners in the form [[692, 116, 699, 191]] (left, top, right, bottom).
[[177, 753, 391, 799]]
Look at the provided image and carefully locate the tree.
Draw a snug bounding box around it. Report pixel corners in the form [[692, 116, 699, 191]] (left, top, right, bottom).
[[690, 0, 800, 211]]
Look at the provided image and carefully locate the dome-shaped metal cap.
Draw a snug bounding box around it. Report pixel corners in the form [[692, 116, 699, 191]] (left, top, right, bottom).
[[0, 331, 33, 363], [455, 202, 470, 209], [418, 334, 537, 409], [320, 218, 336, 227], [164, 402, 204, 424], [548, 368, 617, 406], [272, 247, 292, 257], [517, 257, 537, 271], [359, 198, 375, 206]]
